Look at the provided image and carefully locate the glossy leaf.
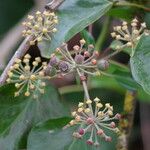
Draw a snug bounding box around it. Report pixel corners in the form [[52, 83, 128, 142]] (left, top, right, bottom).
[[0, 84, 67, 150], [27, 117, 76, 150], [39, 0, 113, 58], [130, 35, 150, 95]]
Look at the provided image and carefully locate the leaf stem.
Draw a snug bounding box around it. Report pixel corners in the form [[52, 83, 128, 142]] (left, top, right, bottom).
[[115, 1, 150, 12]]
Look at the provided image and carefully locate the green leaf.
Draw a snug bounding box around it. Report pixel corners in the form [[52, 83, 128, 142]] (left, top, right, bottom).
[[80, 29, 95, 45], [130, 35, 150, 95], [0, 84, 67, 150], [107, 7, 135, 20], [27, 117, 76, 150], [28, 115, 120, 150], [39, 0, 113, 58]]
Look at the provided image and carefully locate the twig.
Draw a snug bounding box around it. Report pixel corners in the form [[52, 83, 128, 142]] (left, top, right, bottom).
[[0, 0, 65, 86], [88, 24, 93, 36], [0, 35, 33, 85], [45, 0, 65, 10]]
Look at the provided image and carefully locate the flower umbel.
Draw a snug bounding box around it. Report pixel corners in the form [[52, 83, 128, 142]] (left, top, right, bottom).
[[22, 11, 58, 45], [68, 97, 121, 146], [49, 39, 100, 78], [6, 54, 49, 98], [111, 18, 147, 56]]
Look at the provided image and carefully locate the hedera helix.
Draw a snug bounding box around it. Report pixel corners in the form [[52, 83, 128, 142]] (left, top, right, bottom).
[[0, 0, 150, 149]]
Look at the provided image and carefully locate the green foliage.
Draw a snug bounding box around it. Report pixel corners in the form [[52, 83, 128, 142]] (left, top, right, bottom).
[[39, 0, 113, 58], [1, 0, 150, 149], [130, 35, 150, 95], [0, 84, 67, 150]]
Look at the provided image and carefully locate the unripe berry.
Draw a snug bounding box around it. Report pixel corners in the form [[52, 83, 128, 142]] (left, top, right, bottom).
[[50, 56, 58, 66], [91, 59, 97, 65], [58, 61, 69, 72], [97, 129, 104, 135], [78, 128, 85, 135], [115, 113, 121, 119], [74, 54, 84, 64], [110, 122, 116, 128], [86, 140, 93, 145], [84, 51, 90, 57], [98, 59, 109, 71], [86, 117, 94, 124]]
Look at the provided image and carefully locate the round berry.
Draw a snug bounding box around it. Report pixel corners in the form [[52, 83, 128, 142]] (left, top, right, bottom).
[[58, 61, 69, 72], [74, 54, 84, 64], [98, 59, 109, 71]]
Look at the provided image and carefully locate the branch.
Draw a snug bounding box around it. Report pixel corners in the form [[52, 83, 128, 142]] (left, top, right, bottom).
[[45, 0, 65, 10], [0, 0, 64, 86], [0, 35, 33, 85]]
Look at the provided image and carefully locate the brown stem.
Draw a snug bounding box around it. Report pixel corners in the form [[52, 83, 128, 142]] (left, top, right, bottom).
[[88, 24, 93, 36], [0, 35, 33, 86], [45, 0, 65, 10], [0, 0, 65, 86]]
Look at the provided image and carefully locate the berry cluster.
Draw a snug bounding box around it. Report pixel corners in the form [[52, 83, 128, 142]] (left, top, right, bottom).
[[111, 18, 147, 56], [22, 11, 58, 45], [6, 54, 50, 98], [68, 97, 121, 146], [48, 39, 100, 78]]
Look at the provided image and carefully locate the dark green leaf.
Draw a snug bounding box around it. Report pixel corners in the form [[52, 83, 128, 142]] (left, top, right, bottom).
[[80, 29, 95, 45], [0, 84, 67, 150], [107, 7, 135, 20], [39, 0, 113, 58], [130, 35, 150, 95], [27, 117, 76, 150]]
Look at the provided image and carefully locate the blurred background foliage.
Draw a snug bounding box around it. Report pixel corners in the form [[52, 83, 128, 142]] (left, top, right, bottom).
[[0, 0, 150, 150]]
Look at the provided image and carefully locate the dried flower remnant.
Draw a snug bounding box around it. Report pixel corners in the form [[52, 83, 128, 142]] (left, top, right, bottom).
[[49, 39, 100, 77], [6, 54, 50, 98], [68, 97, 121, 146], [22, 11, 58, 45], [111, 18, 147, 56]]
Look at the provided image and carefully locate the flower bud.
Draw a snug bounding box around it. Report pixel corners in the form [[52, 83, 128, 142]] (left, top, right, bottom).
[[78, 128, 85, 135], [86, 139, 93, 145]]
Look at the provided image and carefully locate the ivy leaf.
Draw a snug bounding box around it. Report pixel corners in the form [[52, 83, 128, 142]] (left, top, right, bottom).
[[27, 117, 117, 150], [130, 35, 150, 95], [80, 29, 95, 46], [39, 0, 113, 58], [0, 84, 68, 150]]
